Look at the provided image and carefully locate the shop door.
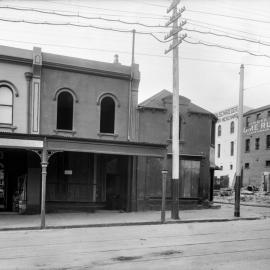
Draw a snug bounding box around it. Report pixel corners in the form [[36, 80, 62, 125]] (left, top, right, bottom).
[[180, 160, 200, 198]]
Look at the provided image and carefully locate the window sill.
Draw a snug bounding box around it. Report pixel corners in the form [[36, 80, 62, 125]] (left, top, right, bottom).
[[54, 129, 76, 136], [98, 132, 118, 138], [0, 124, 17, 132]]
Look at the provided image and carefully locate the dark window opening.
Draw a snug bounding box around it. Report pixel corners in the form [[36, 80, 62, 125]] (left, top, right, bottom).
[[256, 113, 261, 121], [57, 91, 73, 130], [245, 163, 250, 169], [266, 160, 270, 167], [218, 144, 221, 158], [218, 125, 221, 136], [230, 121, 235, 134], [255, 138, 260, 150], [267, 135, 270, 149], [230, 141, 234, 156], [245, 139, 250, 152], [246, 116, 250, 128], [169, 115, 182, 140], [230, 164, 233, 170], [211, 120, 215, 145], [100, 96, 115, 133]]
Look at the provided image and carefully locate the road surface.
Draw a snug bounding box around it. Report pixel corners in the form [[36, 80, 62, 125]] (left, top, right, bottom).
[[1, 219, 270, 269]]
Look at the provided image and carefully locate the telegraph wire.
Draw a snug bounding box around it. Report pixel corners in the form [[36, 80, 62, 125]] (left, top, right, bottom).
[[1, 37, 270, 68], [186, 9, 270, 25], [184, 38, 270, 59], [2, 5, 270, 47], [1, 17, 270, 59]]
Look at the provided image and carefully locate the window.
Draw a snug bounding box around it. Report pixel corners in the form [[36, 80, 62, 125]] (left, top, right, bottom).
[[230, 164, 233, 170], [268, 111, 270, 118], [220, 165, 223, 170], [246, 116, 250, 128], [0, 86, 13, 124], [100, 96, 115, 133], [57, 91, 74, 130], [266, 160, 270, 167], [230, 141, 234, 156], [255, 138, 260, 150], [267, 135, 270, 149], [245, 139, 250, 152], [230, 121, 235, 134], [244, 163, 250, 169], [218, 125, 221, 136], [256, 113, 261, 121], [218, 144, 221, 158]]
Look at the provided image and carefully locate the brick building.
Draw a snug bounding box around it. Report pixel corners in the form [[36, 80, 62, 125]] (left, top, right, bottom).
[[243, 105, 270, 187], [137, 90, 217, 208]]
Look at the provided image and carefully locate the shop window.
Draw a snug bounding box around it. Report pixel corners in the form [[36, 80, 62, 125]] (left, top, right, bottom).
[[57, 91, 74, 130], [255, 138, 260, 150], [218, 125, 221, 136], [230, 121, 235, 134], [245, 139, 250, 152], [230, 141, 234, 156], [218, 144, 221, 158], [244, 163, 250, 169], [100, 96, 115, 133], [0, 86, 13, 124], [267, 135, 270, 149]]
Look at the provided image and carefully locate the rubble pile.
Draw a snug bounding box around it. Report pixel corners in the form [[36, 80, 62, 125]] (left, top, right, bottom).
[[214, 186, 270, 205]]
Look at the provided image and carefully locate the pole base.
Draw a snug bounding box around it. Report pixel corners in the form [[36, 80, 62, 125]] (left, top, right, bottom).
[[234, 211, 240, 217]]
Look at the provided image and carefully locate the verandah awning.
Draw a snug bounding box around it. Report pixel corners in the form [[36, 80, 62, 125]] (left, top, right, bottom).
[[0, 133, 166, 158]]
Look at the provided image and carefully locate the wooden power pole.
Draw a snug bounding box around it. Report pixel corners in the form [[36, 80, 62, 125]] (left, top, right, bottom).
[[234, 64, 244, 217], [165, 0, 187, 219]]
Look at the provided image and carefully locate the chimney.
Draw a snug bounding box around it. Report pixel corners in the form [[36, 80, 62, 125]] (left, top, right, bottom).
[[113, 54, 120, 64]]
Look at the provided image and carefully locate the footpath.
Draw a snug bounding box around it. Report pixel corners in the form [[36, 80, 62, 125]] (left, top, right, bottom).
[[1, 204, 270, 231]]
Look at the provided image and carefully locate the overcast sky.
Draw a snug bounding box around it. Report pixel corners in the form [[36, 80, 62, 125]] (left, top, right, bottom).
[[1, 0, 270, 113]]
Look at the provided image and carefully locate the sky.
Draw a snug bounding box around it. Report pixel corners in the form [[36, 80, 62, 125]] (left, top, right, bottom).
[[1, 0, 270, 113]]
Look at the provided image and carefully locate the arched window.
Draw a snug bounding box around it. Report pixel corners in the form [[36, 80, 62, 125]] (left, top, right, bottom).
[[218, 125, 221, 136], [57, 91, 74, 130], [100, 96, 115, 133], [0, 86, 13, 124], [230, 121, 235, 134]]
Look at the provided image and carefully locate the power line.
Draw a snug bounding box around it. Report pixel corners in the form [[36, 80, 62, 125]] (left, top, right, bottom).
[[184, 28, 270, 47], [49, 0, 168, 19], [1, 36, 270, 68], [184, 37, 270, 59], [186, 8, 270, 25], [0, 6, 167, 28], [186, 18, 270, 41]]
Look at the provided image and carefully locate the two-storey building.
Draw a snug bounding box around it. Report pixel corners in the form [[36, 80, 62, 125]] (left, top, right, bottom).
[[0, 45, 166, 214], [243, 105, 270, 187], [137, 90, 217, 209]]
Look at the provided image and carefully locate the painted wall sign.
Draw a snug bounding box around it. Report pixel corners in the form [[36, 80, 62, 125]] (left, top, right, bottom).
[[216, 106, 238, 123], [243, 118, 270, 135]]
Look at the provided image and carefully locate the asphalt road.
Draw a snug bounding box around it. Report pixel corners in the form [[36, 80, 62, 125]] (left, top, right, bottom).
[[1, 219, 270, 269]]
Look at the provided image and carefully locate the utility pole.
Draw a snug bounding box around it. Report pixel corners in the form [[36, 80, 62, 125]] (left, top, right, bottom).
[[234, 64, 244, 217], [165, 0, 187, 219]]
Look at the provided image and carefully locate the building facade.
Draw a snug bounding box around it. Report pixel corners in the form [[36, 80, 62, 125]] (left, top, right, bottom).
[[0, 45, 166, 214], [242, 105, 270, 187], [137, 90, 217, 209], [0, 45, 216, 218], [215, 105, 251, 187]]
